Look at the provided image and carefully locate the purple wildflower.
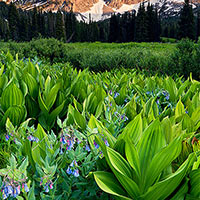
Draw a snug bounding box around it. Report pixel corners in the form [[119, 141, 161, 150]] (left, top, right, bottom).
[[104, 140, 109, 147], [44, 185, 49, 193], [85, 144, 91, 152], [93, 140, 99, 149], [5, 135, 10, 141], [66, 167, 72, 175], [49, 183, 53, 189], [72, 169, 79, 177], [24, 184, 29, 193], [114, 92, 119, 98]]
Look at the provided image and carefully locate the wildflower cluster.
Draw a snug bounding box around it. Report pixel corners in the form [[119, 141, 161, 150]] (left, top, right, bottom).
[[5, 131, 14, 142], [1, 178, 29, 199], [40, 177, 53, 193], [27, 135, 39, 143], [114, 112, 128, 122], [66, 160, 79, 177], [94, 138, 109, 158], [108, 90, 120, 99], [60, 128, 76, 154]]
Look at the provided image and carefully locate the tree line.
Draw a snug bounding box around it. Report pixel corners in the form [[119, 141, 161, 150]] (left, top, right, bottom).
[[0, 0, 198, 43]]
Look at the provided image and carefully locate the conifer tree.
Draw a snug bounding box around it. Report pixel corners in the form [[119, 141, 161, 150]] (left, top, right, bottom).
[[135, 3, 148, 42], [146, 3, 154, 42], [55, 10, 65, 41], [178, 0, 195, 40], [196, 10, 200, 41], [8, 3, 19, 41], [31, 7, 39, 38], [108, 14, 119, 42], [19, 14, 28, 41]]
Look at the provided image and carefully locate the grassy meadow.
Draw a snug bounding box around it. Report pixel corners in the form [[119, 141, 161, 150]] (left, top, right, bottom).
[[0, 39, 199, 199]]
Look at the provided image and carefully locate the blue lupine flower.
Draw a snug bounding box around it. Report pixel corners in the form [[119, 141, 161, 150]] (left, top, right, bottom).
[[162, 91, 168, 96], [24, 184, 29, 193], [13, 186, 20, 197], [44, 185, 49, 193], [60, 136, 67, 144], [49, 183, 53, 189], [85, 144, 91, 152], [165, 95, 169, 100], [5, 134, 10, 141], [66, 140, 73, 150], [7, 185, 13, 195], [124, 98, 128, 103], [27, 135, 34, 141], [27, 135, 39, 142], [121, 114, 128, 121], [114, 112, 118, 116], [185, 110, 189, 114], [124, 116, 128, 121], [146, 91, 150, 95], [33, 137, 39, 143], [93, 140, 99, 149], [109, 90, 112, 95], [67, 161, 79, 177], [66, 166, 72, 175], [114, 92, 119, 98], [72, 169, 79, 177], [104, 140, 109, 147], [156, 100, 160, 105], [110, 102, 112, 107], [60, 148, 64, 154]]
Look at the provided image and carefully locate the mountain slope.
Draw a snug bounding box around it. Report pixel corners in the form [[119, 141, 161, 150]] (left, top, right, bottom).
[[1, 0, 199, 21]]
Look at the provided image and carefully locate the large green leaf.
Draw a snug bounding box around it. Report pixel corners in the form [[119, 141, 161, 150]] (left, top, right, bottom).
[[188, 169, 200, 197], [73, 109, 86, 130], [1, 83, 24, 112], [125, 140, 141, 183], [137, 119, 166, 184], [93, 171, 131, 200], [118, 114, 142, 145], [1, 105, 26, 127], [140, 153, 196, 200], [144, 137, 182, 191], [45, 82, 60, 111], [107, 147, 132, 178], [23, 72, 39, 99]]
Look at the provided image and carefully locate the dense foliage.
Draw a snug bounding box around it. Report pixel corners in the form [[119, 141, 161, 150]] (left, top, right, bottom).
[[1, 39, 200, 79], [0, 52, 199, 199]]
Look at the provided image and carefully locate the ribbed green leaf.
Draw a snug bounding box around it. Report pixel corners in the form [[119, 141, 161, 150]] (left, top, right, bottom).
[[23, 72, 39, 99], [170, 178, 189, 200], [45, 83, 60, 111], [125, 140, 141, 184], [137, 119, 166, 183], [107, 147, 132, 179], [144, 137, 182, 191], [1, 83, 24, 112], [189, 169, 200, 197], [118, 114, 142, 145], [38, 90, 48, 113], [175, 99, 185, 120], [73, 109, 86, 130], [1, 105, 26, 126], [93, 171, 131, 200], [140, 153, 196, 200]]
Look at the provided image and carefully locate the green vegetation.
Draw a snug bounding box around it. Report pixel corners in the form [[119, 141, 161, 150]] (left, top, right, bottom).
[[0, 48, 199, 199], [2, 38, 200, 79]]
